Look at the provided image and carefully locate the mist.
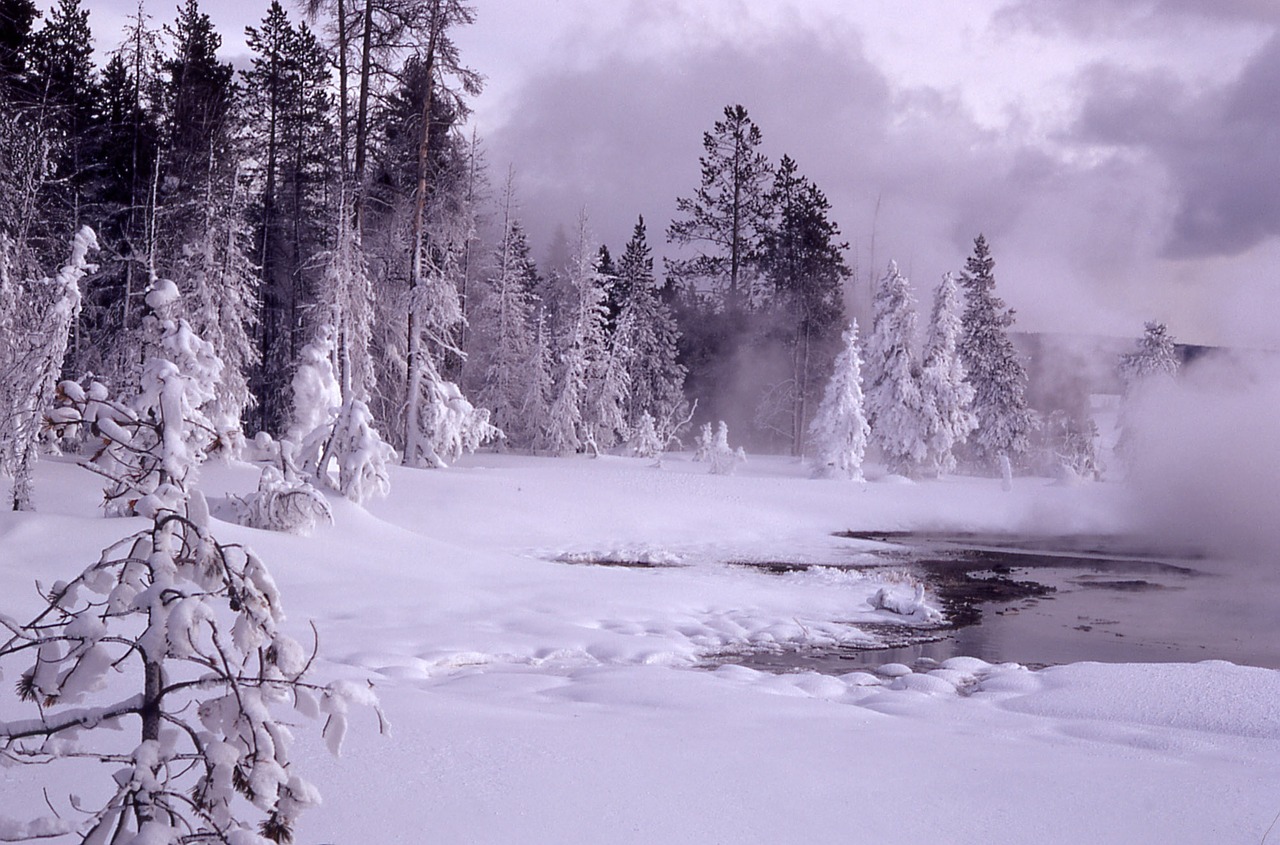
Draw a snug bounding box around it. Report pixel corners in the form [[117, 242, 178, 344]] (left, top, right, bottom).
[[1123, 352, 1280, 560]]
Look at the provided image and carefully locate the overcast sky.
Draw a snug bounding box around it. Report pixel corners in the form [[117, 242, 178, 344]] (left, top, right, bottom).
[[70, 0, 1280, 347]]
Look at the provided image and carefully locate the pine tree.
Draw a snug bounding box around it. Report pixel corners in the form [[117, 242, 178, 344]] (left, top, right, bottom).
[[25, 0, 99, 249], [10, 283, 378, 842], [759, 155, 848, 455], [807, 320, 870, 480], [667, 104, 773, 310], [471, 186, 537, 446], [918, 272, 976, 476], [1119, 320, 1179, 388], [957, 235, 1032, 470], [523, 309, 555, 451], [152, 0, 258, 436], [244, 1, 336, 433], [0, 0, 38, 92], [614, 216, 686, 439], [544, 216, 610, 455], [74, 4, 163, 390], [1115, 319, 1180, 470], [865, 261, 927, 475]]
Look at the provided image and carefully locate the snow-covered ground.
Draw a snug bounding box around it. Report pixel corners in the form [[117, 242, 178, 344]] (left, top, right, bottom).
[[3, 453, 1279, 844]]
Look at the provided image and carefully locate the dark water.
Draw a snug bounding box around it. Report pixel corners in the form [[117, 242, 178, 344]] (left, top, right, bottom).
[[718, 532, 1280, 673]]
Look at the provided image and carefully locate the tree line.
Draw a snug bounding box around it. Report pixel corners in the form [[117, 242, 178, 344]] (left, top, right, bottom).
[[1, 0, 1165, 510]]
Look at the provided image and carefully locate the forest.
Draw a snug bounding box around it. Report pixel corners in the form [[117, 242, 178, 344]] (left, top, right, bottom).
[[0, 0, 1178, 514]]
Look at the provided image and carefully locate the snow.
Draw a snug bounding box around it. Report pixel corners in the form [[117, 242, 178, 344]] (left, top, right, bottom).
[[2, 453, 1278, 844]]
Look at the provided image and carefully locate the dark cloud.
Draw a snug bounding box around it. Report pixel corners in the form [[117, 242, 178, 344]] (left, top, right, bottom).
[[480, 10, 1280, 346], [1070, 34, 1280, 258], [996, 0, 1280, 35]]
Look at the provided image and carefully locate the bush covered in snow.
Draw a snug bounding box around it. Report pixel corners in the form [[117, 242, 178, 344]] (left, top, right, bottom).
[[300, 398, 395, 505], [708, 421, 746, 475], [233, 465, 333, 535], [2, 289, 380, 842]]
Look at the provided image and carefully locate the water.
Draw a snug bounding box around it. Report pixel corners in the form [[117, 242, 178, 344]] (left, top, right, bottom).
[[719, 532, 1280, 673]]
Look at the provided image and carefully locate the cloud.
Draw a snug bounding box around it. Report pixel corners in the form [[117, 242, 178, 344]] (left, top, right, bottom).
[[480, 8, 1280, 348], [996, 0, 1280, 35], [1070, 34, 1280, 259]]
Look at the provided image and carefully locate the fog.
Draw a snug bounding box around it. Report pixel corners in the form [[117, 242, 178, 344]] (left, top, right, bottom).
[[1123, 353, 1280, 561]]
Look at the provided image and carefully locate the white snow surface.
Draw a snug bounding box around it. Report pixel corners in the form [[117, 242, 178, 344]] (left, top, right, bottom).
[[2, 453, 1278, 844]]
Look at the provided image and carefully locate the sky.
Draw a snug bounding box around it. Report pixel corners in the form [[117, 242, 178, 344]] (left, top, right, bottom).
[[66, 0, 1280, 347]]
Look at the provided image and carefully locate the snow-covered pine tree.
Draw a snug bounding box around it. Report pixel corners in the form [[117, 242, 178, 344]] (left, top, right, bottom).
[[523, 309, 555, 451], [586, 333, 631, 452], [472, 194, 537, 447], [807, 320, 870, 480], [918, 272, 976, 476], [51, 278, 223, 517], [290, 325, 396, 503], [0, 227, 96, 511], [545, 215, 612, 455], [957, 235, 1033, 471], [177, 166, 259, 447], [3, 287, 379, 841], [865, 261, 927, 476], [614, 216, 687, 440], [628, 410, 663, 459], [289, 325, 343, 445], [1115, 320, 1180, 469], [1119, 320, 1179, 388], [407, 359, 498, 468], [693, 421, 713, 462]]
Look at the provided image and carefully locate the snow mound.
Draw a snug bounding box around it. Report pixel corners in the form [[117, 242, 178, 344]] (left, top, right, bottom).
[[869, 583, 944, 621]]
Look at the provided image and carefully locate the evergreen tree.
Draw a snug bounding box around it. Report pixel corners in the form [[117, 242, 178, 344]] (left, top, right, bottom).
[[614, 216, 686, 438], [1115, 319, 1180, 470], [160, 0, 234, 214], [667, 103, 773, 310], [523, 309, 555, 450], [957, 235, 1032, 470], [73, 4, 164, 390], [0, 0, 38, 92], [244, 1, 336, 433], [26, 0, 99, 239], [153, 0, 257, 434], [918, 272, 976, 476], [472, 192, 537, 446], [865, 261, 927, 475], [544, 216, 610, 455], [759, 155, 848, 455], [808, 320, 870, 480], [1119, 320, 1179, 388], [0, 227, 96, 510]]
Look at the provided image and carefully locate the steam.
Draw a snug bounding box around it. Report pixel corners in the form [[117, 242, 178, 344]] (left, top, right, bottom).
[[1123, 352, 1280, 560]]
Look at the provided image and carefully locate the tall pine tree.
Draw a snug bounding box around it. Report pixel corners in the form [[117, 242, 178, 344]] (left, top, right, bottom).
[[918, 272, 976, 476], [808, 320, 870, 480], [865, 261, 927, 476], [614, 216, 686, 440], [667, 104, 772, 311], [957, 235, 1032, 471], [759, 155, 848, 456]]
